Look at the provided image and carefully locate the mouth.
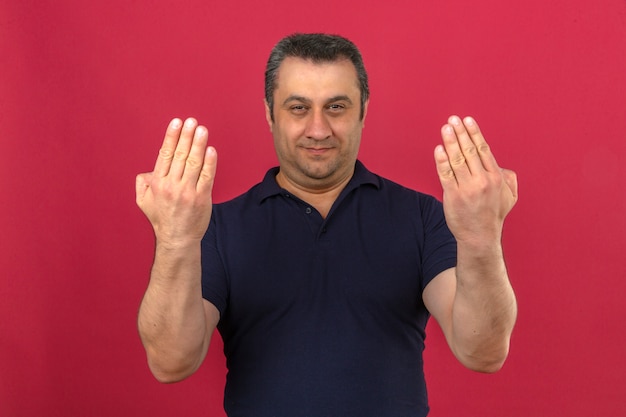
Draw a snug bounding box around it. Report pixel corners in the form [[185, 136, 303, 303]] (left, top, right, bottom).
[[303, 147, 333, 158], [300, 143, 334, 152]]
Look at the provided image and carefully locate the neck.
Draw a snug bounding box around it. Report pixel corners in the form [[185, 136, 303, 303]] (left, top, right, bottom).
[[275, 169, 353, 219]]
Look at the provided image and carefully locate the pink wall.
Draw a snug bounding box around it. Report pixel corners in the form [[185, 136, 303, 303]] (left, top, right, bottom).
[[1, 1, 625, 415]]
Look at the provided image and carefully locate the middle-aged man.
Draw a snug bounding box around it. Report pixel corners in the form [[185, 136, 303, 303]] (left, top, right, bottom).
[[136, 33, 518, 417]]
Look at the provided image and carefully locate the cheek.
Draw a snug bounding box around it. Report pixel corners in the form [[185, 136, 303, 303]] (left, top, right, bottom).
[[272, 127, 297, 158], [338, 122, 363, 147], [275, 122, 304, 144]]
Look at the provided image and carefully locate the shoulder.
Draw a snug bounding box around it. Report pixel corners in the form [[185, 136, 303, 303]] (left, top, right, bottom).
[[370, 172, 443, 215], [355, 169, 447, 236], [357, 161, 439, 202], [213, 167, 281, 215]]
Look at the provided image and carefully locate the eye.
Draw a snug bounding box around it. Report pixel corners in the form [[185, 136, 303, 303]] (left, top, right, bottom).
[[327, 103, 346, 113], [290, 105, 309, 115]]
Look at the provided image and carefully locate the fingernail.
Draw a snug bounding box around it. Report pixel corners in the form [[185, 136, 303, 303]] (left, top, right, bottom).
[[196, 126, 208, 137], [464, 116, 475, 126], [449, 115, 461, 125], [171, 118, 182, 128]]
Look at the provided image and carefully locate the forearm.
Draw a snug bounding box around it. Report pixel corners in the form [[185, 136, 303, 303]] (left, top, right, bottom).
[[138, 240, 211, 382], [451, 241, 517, 372]]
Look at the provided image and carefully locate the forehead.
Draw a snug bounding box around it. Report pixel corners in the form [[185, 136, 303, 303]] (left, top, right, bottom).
[[274, 57, 360, 99]]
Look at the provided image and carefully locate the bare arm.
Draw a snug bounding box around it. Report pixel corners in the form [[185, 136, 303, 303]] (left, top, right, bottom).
[[423, 115, 518, 373], [136, 118, 219, 382]]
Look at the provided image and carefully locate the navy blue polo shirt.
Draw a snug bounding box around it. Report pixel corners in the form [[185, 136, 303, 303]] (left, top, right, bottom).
[[201, 160, 457, 417]]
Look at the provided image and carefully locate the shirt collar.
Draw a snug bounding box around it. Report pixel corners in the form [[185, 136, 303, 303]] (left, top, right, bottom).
[[256, 160, 380, 204]]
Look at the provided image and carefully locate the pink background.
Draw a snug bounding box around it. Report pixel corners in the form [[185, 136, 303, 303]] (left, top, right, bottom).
[[2, 1, 625, 415]]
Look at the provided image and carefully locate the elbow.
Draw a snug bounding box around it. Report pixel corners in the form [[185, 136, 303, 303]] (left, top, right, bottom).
[[144, 347, 201, 384], [454, 342, 511, 374], [149, 365, 193, 384], [462, 356, 507, 374]]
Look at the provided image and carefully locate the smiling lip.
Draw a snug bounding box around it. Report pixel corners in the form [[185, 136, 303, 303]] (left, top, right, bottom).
[[302, 146, 332, 155]]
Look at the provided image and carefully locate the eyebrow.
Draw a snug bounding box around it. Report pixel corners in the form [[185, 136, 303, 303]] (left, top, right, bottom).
[[282, 95, 354, 106]]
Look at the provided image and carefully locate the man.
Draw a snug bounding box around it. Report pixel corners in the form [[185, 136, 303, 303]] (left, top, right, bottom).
[[136, 33, 518, 416]]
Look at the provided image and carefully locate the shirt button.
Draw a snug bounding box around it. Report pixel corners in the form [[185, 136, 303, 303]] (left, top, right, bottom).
[[305, 207, 312, 214]]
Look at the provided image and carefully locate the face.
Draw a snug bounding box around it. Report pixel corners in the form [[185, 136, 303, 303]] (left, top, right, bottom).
[[265, 57, 368, 192]]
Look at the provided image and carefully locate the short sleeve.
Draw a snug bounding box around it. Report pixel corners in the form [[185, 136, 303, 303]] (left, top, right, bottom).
[[419, 194, 457, 291], [200, 212, 229, 317]]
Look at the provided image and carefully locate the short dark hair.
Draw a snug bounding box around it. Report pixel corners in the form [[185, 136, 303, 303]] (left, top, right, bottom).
[[264, 33, 370, 121]]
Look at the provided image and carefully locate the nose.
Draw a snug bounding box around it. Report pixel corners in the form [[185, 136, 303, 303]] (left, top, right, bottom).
[[304, 109, 332, 140]]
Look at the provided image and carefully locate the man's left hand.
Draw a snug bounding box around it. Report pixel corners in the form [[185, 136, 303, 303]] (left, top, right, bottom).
[[434, 115, 518, 246]]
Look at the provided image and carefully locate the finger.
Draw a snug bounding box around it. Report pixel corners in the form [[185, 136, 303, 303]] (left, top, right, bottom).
[[154, 118, 183, 178], [440, 122, 471, 180], [462, 116, 500, 172], [167, 117, 199, 180], [181, 125, 209, 183], [448, 115, 484, 175], [434, 144, 458, 187], [197, 146, 218, 194]]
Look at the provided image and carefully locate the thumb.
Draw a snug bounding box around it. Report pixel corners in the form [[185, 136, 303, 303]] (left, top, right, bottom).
[[501, 168, 519, 202], [135, 172, 153, 207]]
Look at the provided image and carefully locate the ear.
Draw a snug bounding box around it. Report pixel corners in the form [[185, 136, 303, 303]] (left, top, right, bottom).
[[361, 99, 369, 127], [264, 99, 273, 131]]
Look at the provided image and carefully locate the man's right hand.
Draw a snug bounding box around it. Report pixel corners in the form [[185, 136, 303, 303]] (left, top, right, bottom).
[[136, 117, 217, 248]]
